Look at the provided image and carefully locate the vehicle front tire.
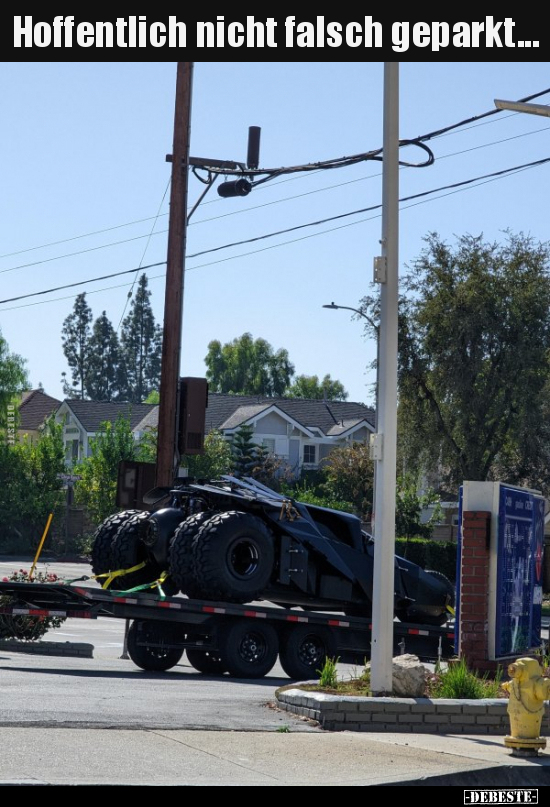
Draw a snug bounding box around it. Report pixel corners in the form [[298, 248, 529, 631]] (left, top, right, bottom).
[[91, 509, 142, 586], [192, 511, 275, 603], [168, 511, 213, 597], [110, 512, 166, 592]]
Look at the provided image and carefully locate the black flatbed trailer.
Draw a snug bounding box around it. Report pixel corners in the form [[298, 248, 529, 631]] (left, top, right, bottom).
[[0, 579, 456, 680]]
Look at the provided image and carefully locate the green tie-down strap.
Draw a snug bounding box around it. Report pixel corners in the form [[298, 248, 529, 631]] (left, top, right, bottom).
[[94, 563, 171, 598]]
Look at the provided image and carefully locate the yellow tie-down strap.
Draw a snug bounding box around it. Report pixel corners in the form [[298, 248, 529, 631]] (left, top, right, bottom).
[[93, 564, 172, 598]]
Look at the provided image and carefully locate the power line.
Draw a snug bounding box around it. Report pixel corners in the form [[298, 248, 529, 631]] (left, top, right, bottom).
[[2, 156, 547, 310], [2, 89, 549, 269]]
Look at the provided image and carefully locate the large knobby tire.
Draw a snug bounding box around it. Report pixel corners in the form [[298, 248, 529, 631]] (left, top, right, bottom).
[[279, 624, 337, 681], [192, 511, 275, 603], [126, 620, 184, 672], [218, 619, 279, 678], [91, 509, 142, 585], [186, 647, 226, 675], [110, 512, 165, 592], [168, 511, 213, 598]]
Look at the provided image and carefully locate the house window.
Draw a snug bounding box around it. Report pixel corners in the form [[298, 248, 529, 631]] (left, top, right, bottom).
[[262, 438, 276, 455], [303, 445, 316, 465]]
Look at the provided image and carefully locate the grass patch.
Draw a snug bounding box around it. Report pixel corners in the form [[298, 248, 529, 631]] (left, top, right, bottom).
[[289, 655, 509, 699], [425, 658, 504, 699]]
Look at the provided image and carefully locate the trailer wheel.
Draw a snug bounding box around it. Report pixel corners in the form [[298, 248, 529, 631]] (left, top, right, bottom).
[[91, 509, 142, 585], [110, 512, 166, 592], [186, 648, 226, 675], [218, 619, 279, 678], [279, 624, 337, 681], [127, 620, 184, 672], [192, 511, 275, 603], [168, 511, 213, 597]]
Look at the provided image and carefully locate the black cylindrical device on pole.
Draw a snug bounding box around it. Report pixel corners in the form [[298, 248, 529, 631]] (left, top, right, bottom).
[[217, 178, 252, 197]]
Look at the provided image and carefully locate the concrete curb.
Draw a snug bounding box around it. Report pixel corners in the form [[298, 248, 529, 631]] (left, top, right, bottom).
[[276, 688, 550, 735], [0, 640, 93, 659]]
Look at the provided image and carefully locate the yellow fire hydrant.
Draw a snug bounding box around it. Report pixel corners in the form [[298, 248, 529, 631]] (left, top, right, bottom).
[[502, 657, 550, 756]]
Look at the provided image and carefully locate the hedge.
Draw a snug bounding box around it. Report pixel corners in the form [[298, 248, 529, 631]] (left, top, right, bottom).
[[395, 537, 457, 583]]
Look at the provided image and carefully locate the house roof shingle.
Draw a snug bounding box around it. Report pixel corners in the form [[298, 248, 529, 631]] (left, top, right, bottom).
[[18, 389, 62, 431], [64, 400, 156, 433], [60, 394, 375, 438], [205, 393, 375, 436]]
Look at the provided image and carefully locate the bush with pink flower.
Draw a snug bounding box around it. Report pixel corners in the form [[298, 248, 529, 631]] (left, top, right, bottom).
[[0, 568, 67, 641]]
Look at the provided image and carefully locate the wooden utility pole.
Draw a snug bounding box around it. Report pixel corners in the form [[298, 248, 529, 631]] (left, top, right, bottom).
[[156, 62, 194, 487]]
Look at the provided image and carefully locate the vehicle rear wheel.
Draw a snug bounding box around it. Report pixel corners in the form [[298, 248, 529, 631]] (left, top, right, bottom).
[[168, 511, 213, 597], [110, 512, 165, 591], [192, 511, 274, 603], [91, 509, 142, 586], [279, 624, 337, 681], [218, 619, 279, 678], [186, 647, 226, 675], [127, 620, 184, 672]]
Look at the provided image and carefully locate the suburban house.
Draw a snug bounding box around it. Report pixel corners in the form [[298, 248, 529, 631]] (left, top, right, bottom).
[[17, 389, 62, 441], [55, 392, 375, 475], [204, 393, 375, 476], [55, 400, 156, 464]]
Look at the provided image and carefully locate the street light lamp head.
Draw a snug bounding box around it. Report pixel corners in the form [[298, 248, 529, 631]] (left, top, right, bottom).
[[322, 302, 340, 309]]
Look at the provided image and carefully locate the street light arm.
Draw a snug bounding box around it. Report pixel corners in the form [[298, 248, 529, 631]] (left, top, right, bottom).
[[323, 302, 379, 332]]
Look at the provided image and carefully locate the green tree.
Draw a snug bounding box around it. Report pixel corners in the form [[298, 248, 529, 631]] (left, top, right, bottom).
[[359, 231, 550, 493], [86, 312, 124, 402], [321, 441, 374, 519], [0, 417, 65, 552], [287, 374, 348, 401], [74, 416, 137, 525], [61, 292, 93, 399], [230, 424, 259, 477], [0, 330, 28, 430], [120, 274, 162, 403], [184, 429, 234, 480], [395, 472, 443, 543], [205, 333, 295, 396]]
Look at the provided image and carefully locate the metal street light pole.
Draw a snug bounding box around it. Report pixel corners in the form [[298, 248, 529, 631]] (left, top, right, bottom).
[[370, 62, 399, 695]]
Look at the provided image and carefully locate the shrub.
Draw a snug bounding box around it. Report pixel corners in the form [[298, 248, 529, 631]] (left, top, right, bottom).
[[0, 568, 67, 641]]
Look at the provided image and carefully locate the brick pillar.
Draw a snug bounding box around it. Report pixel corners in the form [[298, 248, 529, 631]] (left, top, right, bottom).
[[458, 510, 498, 673]]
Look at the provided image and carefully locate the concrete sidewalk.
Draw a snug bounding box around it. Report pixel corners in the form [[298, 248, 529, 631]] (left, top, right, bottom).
[[0, 727, 549, 786]]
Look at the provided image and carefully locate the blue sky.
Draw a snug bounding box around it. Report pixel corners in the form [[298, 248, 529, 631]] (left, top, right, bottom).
[[2, 61, 550, 406]]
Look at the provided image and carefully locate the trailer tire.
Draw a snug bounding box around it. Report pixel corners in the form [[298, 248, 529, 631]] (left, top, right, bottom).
[[218, 619, 279, 678], [279, 624, 337, 681], [169, 511, 213, 597], [186, 648, 226, 675], [127, 620, 184, 671], [91, 509, 142, 585], [192, 511, 274, 603], [110, 512, 166, 592]]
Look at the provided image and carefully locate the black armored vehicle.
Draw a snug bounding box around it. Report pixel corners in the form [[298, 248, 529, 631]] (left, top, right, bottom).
[[91, 475, 455, 626]]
